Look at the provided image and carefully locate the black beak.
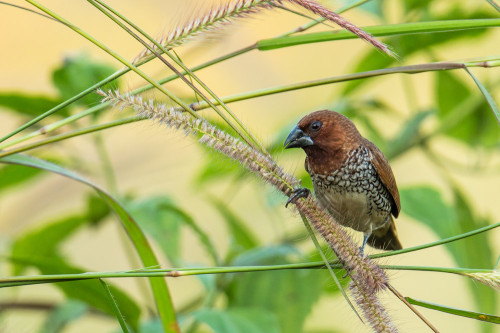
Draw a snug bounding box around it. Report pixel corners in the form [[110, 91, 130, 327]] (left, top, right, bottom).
[[284, 125, 314, 149]]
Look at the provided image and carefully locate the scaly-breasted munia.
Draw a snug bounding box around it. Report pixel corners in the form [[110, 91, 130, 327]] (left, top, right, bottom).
[[284, 110, 402, 254]]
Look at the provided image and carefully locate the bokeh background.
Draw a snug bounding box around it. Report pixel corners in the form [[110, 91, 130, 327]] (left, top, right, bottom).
[[1, 0, 499, 332]]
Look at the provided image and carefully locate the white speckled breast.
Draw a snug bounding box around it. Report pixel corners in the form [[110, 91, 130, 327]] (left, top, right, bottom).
[[309, 146, 392, 234]]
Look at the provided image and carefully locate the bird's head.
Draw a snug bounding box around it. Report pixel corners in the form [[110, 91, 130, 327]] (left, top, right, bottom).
[[283, 110, 361, 155]]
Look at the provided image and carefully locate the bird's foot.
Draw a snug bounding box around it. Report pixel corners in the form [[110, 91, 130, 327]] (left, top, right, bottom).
[[285, 188, 311, 208]]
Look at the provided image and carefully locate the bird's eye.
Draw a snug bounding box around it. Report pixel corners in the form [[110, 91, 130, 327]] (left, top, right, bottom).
[[310, 121, 322, 132]]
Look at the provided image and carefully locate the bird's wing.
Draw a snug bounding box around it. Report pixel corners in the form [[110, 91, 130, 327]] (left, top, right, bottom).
[[363, 139, 401, 218]]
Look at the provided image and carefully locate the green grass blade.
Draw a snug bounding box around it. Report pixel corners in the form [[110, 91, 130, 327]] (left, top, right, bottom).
[[100, 279, 132, 333], [258, 19, 500, 50], [298, 212, 363, 323], [0, 154, 179, 333], [406, 297, 500, 324], [464, 67, 500, 125]]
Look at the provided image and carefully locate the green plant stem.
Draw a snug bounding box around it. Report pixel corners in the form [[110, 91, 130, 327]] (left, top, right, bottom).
[[257, 18, 500, 50], [24, 0, 197, 118], [87, 0, 267, 156], [100, 279, 131, 333], [371, 222, 500, 259], [298, 212, 362, 322], [0, 59, 497, 157], [406, 297, 500, 324], [0, 264, 493, 286], [0, 0, 391, 147], [0, 117, 139, 159]]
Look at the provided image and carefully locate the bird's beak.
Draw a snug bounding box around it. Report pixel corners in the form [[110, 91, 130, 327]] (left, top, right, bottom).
[[283, 125, 314, 149]]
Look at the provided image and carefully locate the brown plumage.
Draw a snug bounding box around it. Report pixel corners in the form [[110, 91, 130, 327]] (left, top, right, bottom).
[[284, 110, 402, 253]]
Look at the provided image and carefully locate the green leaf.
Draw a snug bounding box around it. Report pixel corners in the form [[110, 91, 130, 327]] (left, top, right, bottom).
[[406, 297, 500, 324], [195, 153, 245, 187], [400, 185, 496, 331], [209, 198, 258, 257], [39, 300, 88, 333], [386, 110, 433, 158], [0, 163, 44, 194], [128, 196, 182, 266], [11, 214, 87, 275], [400, 186, 456, 233], [10, 255, 140, 331], [193, 308, 280, 333], [86, 193, 111, 225], [228, 246, 323, 333], [436, 71, 499, 148], [0, 92, 64, 118], [52, 54, 118, 108], [0, 154, 178, 332]]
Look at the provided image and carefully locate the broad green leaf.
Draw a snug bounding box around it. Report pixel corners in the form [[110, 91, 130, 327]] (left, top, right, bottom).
[[436, 71, 498, 148], [9, 255, 140, 331], [195, 153, 245, 187], [400, 185, 496, 332], [209, 198, 258, 257], [128, 196, 182, 266], [386, 110, 433, 159], [39, 300, 88, 333], [0, 92, 64, 117], [0, 154, 178, 332], [52, 54, 118, 108], [11, 214, 87, 275], [400, 186, 456, 234], [193, 308, 280, 333], [86, 193, 111, 225], [228, 246, 323, 333], [0, 163, 44, 193]]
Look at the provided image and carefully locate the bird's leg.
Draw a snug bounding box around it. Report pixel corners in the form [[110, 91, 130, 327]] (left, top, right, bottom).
[[359, 234, 369, 257], [285, 188, 311, 208]]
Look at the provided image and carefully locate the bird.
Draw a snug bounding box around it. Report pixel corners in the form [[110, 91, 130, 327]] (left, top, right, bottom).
[[283, 110, 402, 255]]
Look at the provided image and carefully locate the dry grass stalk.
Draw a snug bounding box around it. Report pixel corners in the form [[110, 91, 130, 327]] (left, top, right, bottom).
[[99, 89, 397, 332]]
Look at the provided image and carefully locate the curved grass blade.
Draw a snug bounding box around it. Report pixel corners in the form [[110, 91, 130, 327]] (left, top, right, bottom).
[[100, 279, 132, 333], [0, 154, 179, 333], [406, 297, 500, 324], [464, 67, 500, 125]]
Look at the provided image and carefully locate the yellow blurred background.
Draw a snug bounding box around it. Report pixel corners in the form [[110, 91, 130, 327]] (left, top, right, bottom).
[[1, 0, 499, 332]]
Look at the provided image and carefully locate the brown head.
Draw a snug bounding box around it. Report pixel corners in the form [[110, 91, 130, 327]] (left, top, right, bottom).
[[283, 110, 363, 173]]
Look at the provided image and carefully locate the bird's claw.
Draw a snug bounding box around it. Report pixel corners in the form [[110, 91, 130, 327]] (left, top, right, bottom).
[[285, 188, 311, 208]]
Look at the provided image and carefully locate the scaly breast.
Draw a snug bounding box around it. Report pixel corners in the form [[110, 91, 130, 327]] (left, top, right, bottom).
[[309, 147, 392, 234]]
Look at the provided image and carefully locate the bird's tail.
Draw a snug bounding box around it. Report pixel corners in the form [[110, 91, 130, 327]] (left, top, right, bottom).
[[367, 218, 402, 250]]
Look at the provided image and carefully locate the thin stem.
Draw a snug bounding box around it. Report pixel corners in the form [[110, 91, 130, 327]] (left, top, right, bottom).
[[0, 117, 139, 159], [1, 59, 497, 156], [88, 0, 266, 155], [386, 284, 440, 333], [371, 222, 500, 259], [298, 212, 363, 322], [0, 0, 379, 147], [0, 264, 493, 286]]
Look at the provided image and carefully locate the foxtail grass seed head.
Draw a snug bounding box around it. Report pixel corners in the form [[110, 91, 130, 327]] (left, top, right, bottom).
[[133, 0, 279, 64], [464, 271, 500, 291], [350, 282, 398, 333]]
